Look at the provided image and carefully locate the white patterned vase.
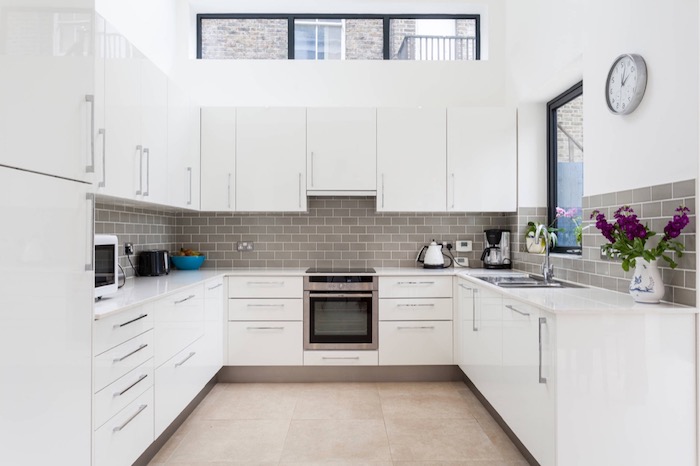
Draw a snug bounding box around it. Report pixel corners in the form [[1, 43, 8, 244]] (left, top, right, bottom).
[[629, 259, 664, 304]]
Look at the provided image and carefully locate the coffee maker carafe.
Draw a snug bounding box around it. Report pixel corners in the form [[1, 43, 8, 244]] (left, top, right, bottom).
[[481, 229, 512, 269]]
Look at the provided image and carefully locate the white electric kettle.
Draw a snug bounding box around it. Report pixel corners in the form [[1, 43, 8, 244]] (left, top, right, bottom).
[[416, 240, 453, 269]]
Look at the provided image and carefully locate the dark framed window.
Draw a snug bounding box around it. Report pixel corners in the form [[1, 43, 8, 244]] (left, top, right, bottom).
[[547, 81, 584, 254], [197, 14, 480, 61]]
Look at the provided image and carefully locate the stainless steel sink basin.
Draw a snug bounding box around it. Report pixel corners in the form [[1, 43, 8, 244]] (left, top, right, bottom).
[[474, 274, 586, 289]]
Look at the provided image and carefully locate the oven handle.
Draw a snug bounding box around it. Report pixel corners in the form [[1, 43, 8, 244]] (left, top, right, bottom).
[[308, 293, 374, 298]]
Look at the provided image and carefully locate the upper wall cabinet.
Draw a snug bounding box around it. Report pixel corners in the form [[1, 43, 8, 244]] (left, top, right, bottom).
[[167, 80, 200, 210], [306, 108, 377, 195], [0, 6, 94, 183], [100, 23, 168, 204], [200, 107, 236, 212], [447, 107, 517, 212], [377, 108, 447, 212], [236, 108, 307, 212]]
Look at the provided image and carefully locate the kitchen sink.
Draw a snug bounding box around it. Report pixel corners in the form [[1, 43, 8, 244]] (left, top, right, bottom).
[[474, 274, 586, 289]]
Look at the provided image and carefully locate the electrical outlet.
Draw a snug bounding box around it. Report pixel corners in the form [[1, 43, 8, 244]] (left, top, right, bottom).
[[124, 242, 134, 255], [237, 241, 255, 252], [456, 240, 472, 252]]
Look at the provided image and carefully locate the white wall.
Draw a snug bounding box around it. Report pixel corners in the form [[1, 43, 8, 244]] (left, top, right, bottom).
[[583, 0, 698, 196], [171, 0, 506, 107]]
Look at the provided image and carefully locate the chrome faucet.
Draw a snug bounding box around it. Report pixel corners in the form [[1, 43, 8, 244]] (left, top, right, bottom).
[[535, 224, 554, 283]]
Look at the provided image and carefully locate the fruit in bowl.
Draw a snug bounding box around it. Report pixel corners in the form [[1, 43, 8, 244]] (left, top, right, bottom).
[[170, 248, 205, 270]]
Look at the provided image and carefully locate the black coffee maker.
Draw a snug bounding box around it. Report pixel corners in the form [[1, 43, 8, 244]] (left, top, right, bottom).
[[481, 229, 512, 269]]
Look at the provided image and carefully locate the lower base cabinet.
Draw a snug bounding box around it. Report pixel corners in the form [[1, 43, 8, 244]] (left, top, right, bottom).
[[93, 387, 154, 466], [228, 321, 303, 365], [379, 321, 453, 365]]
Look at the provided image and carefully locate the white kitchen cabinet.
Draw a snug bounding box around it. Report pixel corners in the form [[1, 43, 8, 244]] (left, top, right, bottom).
[[0, 166, 93, 466], [0, 6, 94, 183], [304, 350, 379, 366], [168, 79, 200, 209], [93, 303, 154, 356], [379, 276, 453, 299], [228, 322, 303, 366], [228, 276, 303, 298], [93, 330, 155, 392], [236, 107, 307, 212], [200, 107, 236, 211], [93, 360, 154, 430], [306, 107, 377, 194], [379, 321, 453, 365], [203, 277, 225, 378], [153, 284, 205, 367], [229, 298, 303, 321], [101, 23, 168, 203], [447, 107, 517, 212], [377, 108, 447, 212]]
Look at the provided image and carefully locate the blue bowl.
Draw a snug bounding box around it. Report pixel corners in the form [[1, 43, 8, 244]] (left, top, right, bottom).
[[170, 255, 205, 270]]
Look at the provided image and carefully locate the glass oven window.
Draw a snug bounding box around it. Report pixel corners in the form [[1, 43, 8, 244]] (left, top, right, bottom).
[[310, 296, 372, 344], [94, 244, 116, 287]]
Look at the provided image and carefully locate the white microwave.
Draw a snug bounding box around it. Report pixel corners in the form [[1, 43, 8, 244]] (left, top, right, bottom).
[[95, 234, 118, 299]]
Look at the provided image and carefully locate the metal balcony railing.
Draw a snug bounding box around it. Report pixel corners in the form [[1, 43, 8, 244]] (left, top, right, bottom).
[[394, 35, 477, 60]]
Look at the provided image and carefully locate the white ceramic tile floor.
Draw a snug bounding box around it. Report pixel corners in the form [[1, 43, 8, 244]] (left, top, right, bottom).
[[149, 381, 529, 466]]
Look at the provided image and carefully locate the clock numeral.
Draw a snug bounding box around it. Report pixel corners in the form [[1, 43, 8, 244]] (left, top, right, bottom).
[[611, 76, 615, 83]]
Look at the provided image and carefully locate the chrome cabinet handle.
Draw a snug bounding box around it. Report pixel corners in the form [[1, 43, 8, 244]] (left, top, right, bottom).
[[247, 281, 284, 286], [396, 281, 435, 285], [472, 289, 478, 332], [539, 317, 547, 384], [381, 174, 385, 208], [246, 326, 285, 330], [246, 303, 284, 308], [506, 304, 530, 317], [143, 148, 150, 197], [113, 314, 148, 329], [309, 293, 373, 298], [112, 404, 147, 432], [98, 128, 106, 187], [113, 343, 148, 363], [396, 303, 434, 307], [174, 294, 195, 304], [85, 193, 94, 271], [298, 173, 303, 208], [135, 145, 143, 195], [85, 94, 95, 173], [227, 173, 232, 209], [175, 351, 196, 367], [187, 167, 192, 205], [451, 173, 455, 209], [310, 152, 314, 187], [113, 374, 148, 398], [397, 326, 435, 330], [208, 283, 223, 290], [322, 357, 360, 360]]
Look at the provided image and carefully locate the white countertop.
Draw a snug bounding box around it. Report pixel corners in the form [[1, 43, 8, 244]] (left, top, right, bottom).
[[94, 266, 696, 320]]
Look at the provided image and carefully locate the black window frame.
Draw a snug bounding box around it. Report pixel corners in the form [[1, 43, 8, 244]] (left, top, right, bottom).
[[546, 81, 584, 255], [196, 13, 480, 60]]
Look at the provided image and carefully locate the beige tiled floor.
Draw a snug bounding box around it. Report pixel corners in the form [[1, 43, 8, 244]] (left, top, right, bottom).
[[149, 381, 529, 466]]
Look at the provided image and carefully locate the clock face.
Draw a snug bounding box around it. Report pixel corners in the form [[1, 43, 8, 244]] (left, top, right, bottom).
[[606, 54, 647, 115]]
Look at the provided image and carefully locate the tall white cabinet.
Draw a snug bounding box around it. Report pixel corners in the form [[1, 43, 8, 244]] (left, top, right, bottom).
[[235, 108, 307, 212], [0, 5, 94, 463], [168, 80, 201, 210], [377, 108, 447, 212], [200, 107, 236, 211]]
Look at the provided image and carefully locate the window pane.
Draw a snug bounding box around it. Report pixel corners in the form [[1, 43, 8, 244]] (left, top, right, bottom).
[[390, 18, 476, 60], [294, 19, 344, 60], [200, 18, 288, 59], [554, 94, 584, 249], [295, 24, 316, 59]]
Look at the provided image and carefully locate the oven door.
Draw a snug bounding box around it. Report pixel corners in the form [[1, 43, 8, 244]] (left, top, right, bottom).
[[304, 292, 378, 350]]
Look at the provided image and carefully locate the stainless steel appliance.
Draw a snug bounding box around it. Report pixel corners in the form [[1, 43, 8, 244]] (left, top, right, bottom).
[[138, 250, 170, 276], [304, 268, 378, 350], [480, 229, 512, 269], [95, 234, 118, 299]]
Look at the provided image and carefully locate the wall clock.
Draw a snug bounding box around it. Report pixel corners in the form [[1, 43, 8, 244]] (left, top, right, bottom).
[[605, 53, 648, 115]]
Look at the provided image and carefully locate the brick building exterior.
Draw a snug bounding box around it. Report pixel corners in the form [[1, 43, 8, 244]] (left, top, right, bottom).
[[556, 96, 583, 162]]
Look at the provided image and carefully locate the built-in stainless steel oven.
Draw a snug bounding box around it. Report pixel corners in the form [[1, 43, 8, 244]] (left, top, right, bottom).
[[304, 268, 378, 350]]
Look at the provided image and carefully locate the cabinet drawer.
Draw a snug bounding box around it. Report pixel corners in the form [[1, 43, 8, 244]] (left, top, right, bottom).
[[228, 276, 303, 298], [155, 338, 209, 437], [94, 304, 154, 355], [379, 321, 453, 365], [229, 298, 303, 321], [94, 330, 154, 392], [227, 321, 302, 366], [154, 285, 205, 323], [379, 276, 452, 298], [304, 350, 378, 366], [502, 299, 540, 322], [93, 360, 154, 430], [93, 387, 154, 466], [380, 298, 452, 321], [204, 277, 225, 299], [154, 284, 205, 367]]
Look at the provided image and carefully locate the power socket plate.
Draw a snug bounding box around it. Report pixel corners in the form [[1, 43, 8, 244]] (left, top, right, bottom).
[[237, 241, 255, 252]]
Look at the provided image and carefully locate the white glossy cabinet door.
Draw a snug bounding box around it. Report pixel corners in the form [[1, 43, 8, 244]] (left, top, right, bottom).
[[139, 59, 168, 204], [306, 107, 377, 193], [0, 166, 92, 466], [447, 107, 517, 212], [377, 108, 447, 212], [168, 80, 200, 209], [201, 107, 236, 211], [379, 321, 453, 365], [103, 23, 142, 199], [0, 4, 94, 183], [236, 108, 307, 212], [203, 278, 225, 378]]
